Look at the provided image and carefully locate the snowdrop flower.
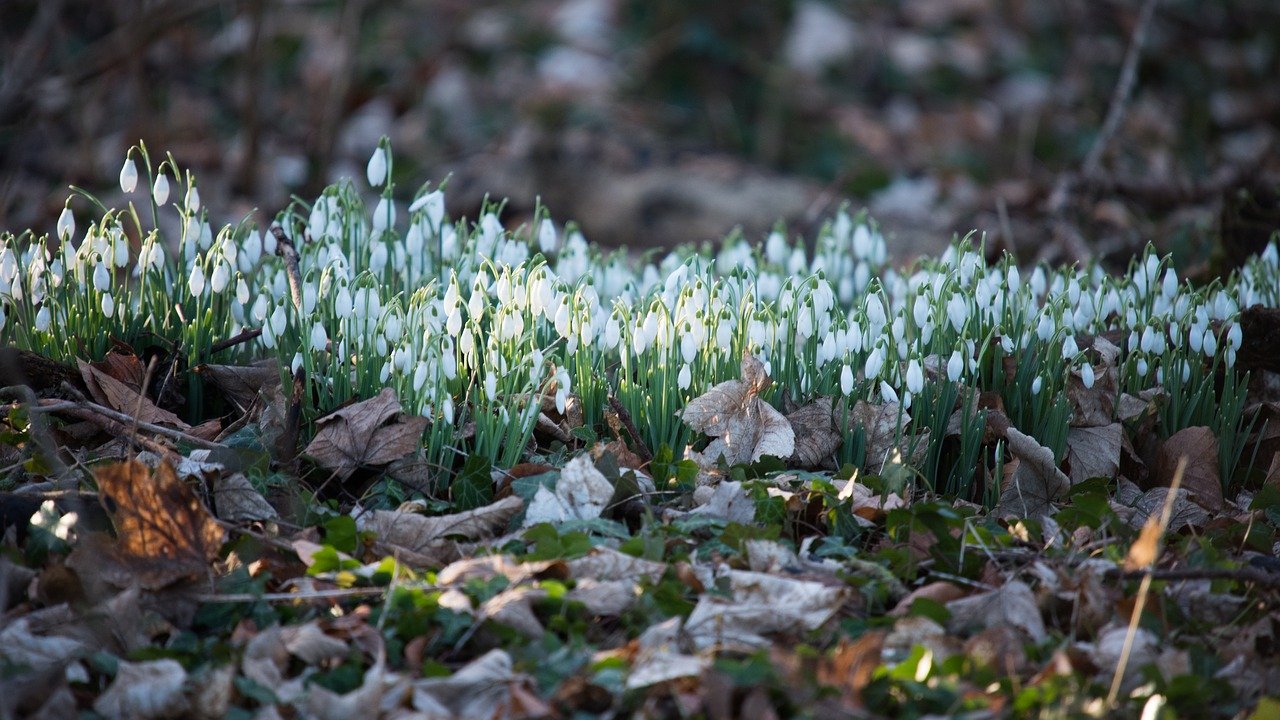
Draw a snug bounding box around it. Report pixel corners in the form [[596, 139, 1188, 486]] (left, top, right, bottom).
[[56, 207, 74, 241], [188, 263, 206, 297], [538, 218, 558, 254], [372, 197, 395, 233], [1080, 362, 1095, 389], [906, 359, 924, 394], [1135, 357, 1148, 377], [442, 396, 455, 424], [35, 305, 51, 332], [119, 157, 138, 193], [1227, 323, 1242, 352], [93, 261, 111, 293], [1061, 333, 1078, 359], [947, 350, 963, 382], [367, 145, 388, 188], [840, 363, 854, 395], [1036, 313, 1055, 342], [484, 373, 497, 402], [292, 353, 304, 375], [185, 185, 201, 213], [413, 361, 429, 392], [864, 345, 885, 380], [101, 292, 114, 318], [880, 381, 900, 405], [270, 303, 287, 336], [211, 262, 231, 294], [236, 278, 250, 306], [152, 173, 170, 205], [866, 293, 886, 329], [554, 368, 572, 413], [310, 322, 328, 353], [1031, 376, 1043, 395], [1202, 328, 1217, 357]]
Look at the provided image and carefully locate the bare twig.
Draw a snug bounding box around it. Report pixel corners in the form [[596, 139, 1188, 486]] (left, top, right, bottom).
[[270, 226, 305, 313], [1111, 566, 1280, 591], [1083, 0, 1160, 179], [209, 327, 264, 355], [194, 587, 396, 603], [607, 395, 652, 464], [34, 381, 224, 451]]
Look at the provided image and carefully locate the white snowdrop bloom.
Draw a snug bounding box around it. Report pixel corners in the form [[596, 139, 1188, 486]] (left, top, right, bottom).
[[1226, 346, 1237, 368], [632, 326, 648, 356], [765, 231, 788, 265], [185, 185, 201, 213], [0, 305, 6, 331], [1228, 323, 1242, 352], [1135, 357, 1148, 378], [484, 373, 497, 402], [369, 241, 388, 274], [234, 278, 250, 307], [538, 218, 558, 254], [101, 292, 114, 318], [864, 345, 885, 380], [906, 359, 924, 394], [1061, 333, 1078, 358], [263, 225, 278, 255], [1081, 362, 1095, 388], [251, 295, 269, 322], [947, 350, 963, 382], [604, 316, 621, 349], [442, 396, 455, 424], [270, 303, 287, 336], [460, 327, 475, 356], [188, 263, 206, 297], [379, 361, 392, 383], [152, 173, 170, 205], [1000, 334, 1014, 353], [1139, 325, 1156, 354], [372, 197, 395, 233], [446, 307, 462, 336], [840, 364, 854, 396], [852, 223, 872, 259], [113, 232, 129, 267], [366, 146, 388, 187], [334, 285, 353, 318], [946, 294, 968, 333], [310, 322, 328, 353], [1029, 266, 1047, 297], [198, 220, 213, 251], [680, 331, 698, 364], [1031, 376, 1043, 395], [413, 361, 429, 392], [1162, 268, 1178, 299], [912, 294, 928, 328], [675, 362, 693, 391], [1145, 254, 1160, 283], [880, 381, 900, 405], [35, 305, 52, 332], [1036, 312, 1055, 342], [291, 353, 304, 375], [211, 262, 231, 294], [93, 261, 111, 293], [376, 334, 388, 356], [866, 293, 886, 329], [119, 157, 138, 193], [1006, 265, 1021, 294], [1202, 328, 1217, 357], [261, 322, 276, 349], [56, 207, 74, 241]]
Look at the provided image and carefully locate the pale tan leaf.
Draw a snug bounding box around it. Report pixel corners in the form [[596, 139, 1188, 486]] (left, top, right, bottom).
[[681, 353, 794, 466], [358, 495, 523, 557], [1127, 488, 1211, 531], [0, 617, 88, 671], [566, 548, 667, 583], [1066, 362, 1117, 427], [522, 454, 614, 528], [304, 388, 429, 480], [194, 361, 281, 414], [684, 569, 849, 651], [212, 472, 277, 522], [689, 480, 755, 524], [93, 658, 189, 719], [78, 359, 190, 429], [280, 621, 348, 665], [945, 580, 1046, 643]]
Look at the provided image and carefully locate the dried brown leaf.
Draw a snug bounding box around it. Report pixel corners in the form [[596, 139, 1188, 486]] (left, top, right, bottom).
[[93, 658, 189, 719], [78, 359, 189, 429], [211, 472, 277, 522], [682, 353, 795, 466], [195, 361, 281, 413], [86, 460, 225, 589], [304, 388, 429, 479], [945, 580, 1046, 643], [995, 427, 1070, 519], [787, 397, 842, 468], [357, 495, 523, 566], [1154, 426, 1222, 512], [1065, 423, 1122, 484], [1066, 362, 1117, 427]]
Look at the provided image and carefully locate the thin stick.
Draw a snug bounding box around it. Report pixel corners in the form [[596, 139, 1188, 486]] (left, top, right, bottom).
[[608, 395, 652, 463], [195, 587, 395, 603], [38, 382, 223, 450], [270, 226, 304, 313], [209, 327, 263, 355], [1082, 0, 1160, 179], [1107, 454, 1183, 708]]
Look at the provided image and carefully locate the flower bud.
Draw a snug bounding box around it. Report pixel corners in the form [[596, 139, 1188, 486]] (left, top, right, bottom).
[[119, 157, 138, 193]]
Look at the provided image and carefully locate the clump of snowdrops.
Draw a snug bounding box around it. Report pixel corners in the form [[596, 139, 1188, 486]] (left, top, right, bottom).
[[2, 140, 1277, 501]]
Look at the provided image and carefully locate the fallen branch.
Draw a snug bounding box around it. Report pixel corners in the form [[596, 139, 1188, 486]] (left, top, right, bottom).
[[29, 382, 225, 451], [270, 226, 307, 470], [1082, 0, 1160, 179], [209, 327, 264, 355], [607, 395, 652, 464], [1110, 566, 1280, 591]]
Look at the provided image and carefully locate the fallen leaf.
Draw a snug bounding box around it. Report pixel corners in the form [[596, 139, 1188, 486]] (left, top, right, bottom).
[[945, 580, 1046, 643], [684, 569, 848, 651], [1127, 487, 1211, 531], [1087, 625, 1157, 693], [627, 618, 709, 688], [787, 397, 842, 468], [682, 352, 795, 466], [567, 548, 667, 583], [995, 427, 1070, 520], [890, 581, 966, 617], [93, 658, 189, 719], [688, 480, 755, 524], [280, 621, 349, 665], [195, 362, 281, 414], [1066, 362, 1117, 427], [845, 399, 909, 470], [413, 649, 545, 718], [78, 359, 189, 429], [304, 388, 429, 480], [357, 495, 523, 567], [522, 454, 614, 527], [1153, 426, 1222, 512], [87, 460, 225, 589], [0, 617, 88, 672], [1065, 423, 1122, 484], [209, 471, 277, 523]]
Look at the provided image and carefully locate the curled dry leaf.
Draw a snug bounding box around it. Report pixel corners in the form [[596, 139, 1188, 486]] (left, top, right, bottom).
[[684, 569, 849, 651], [93, 658, 189, 719], [682, 352, 795, 466], [523, 454, 614, 527], [84, 459, 225, 590], [995, 427, 1070, 520], [945, 580, 1046, 644], [304, 387, 429, 480], [357, 495, 523, 567], [567, 547, 667, 584], [212, 472, 277, 522], [194, 361, 280, 414], [688, 480, 756, 524], [78, 358, 189, 430], [1127, 487, 1211, 531], [1154, 426, 1222, 512], [627, 618, 708, 689], [412, 649, 542, 718], [1087, 625, 1158, 692], [1065, 423, 1122, 484], [1066, 361, 1117, 428]]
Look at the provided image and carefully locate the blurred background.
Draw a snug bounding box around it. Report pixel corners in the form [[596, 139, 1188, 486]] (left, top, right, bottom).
[[2, 0, 1278, 269]]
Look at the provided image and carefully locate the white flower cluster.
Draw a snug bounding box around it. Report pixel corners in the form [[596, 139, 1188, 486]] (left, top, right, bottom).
[[2, 142, 1278, 474]]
